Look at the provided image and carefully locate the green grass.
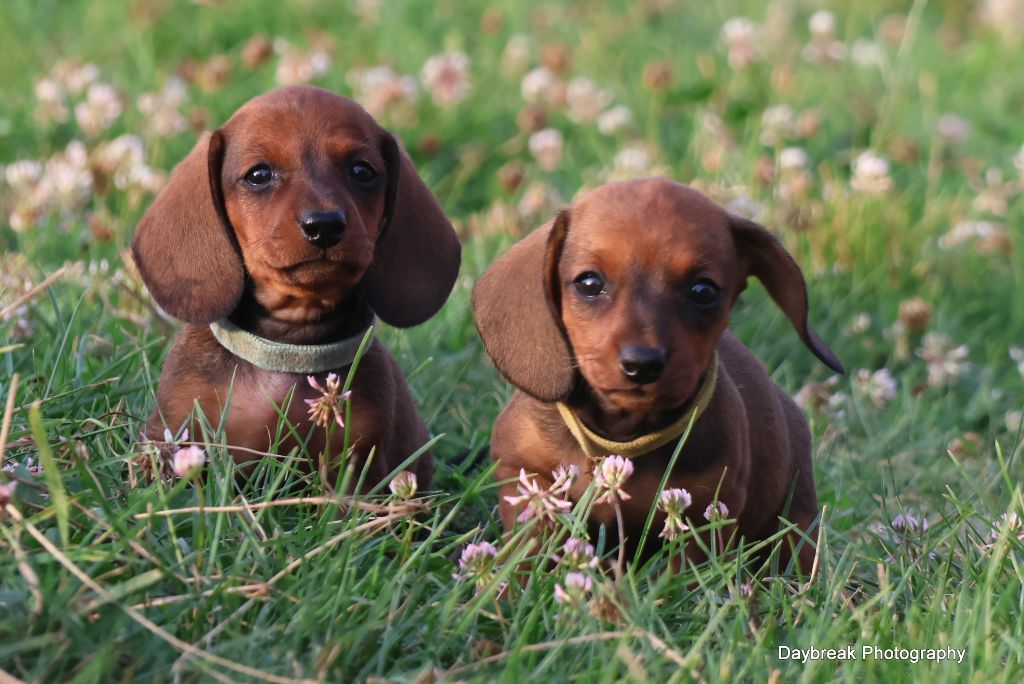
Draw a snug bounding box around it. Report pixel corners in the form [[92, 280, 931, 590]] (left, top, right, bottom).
[[2, 0, 1023, 681]]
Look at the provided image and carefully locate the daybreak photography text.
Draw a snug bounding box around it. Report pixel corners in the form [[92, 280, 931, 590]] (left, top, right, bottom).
[[778, 645, 967, 665]]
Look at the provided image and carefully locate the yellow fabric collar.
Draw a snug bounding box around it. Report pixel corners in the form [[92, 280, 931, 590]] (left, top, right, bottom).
[[556, 353, 719, 459]]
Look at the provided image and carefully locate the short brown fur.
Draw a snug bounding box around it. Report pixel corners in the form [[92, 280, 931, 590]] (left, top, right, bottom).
[[473, 178, 842, 571], [133, 86, 461, 486]]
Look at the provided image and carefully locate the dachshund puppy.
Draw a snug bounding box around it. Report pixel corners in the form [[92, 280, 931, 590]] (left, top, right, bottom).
[[133, 86, 460, 487], [473, 178, 842, 571]]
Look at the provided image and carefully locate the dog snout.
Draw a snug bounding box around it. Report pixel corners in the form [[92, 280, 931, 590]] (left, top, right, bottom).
[[299, 209, 347, 249], [618, 346, 667, 385]]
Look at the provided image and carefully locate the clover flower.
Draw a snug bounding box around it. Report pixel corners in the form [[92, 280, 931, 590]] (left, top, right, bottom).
[[658, 488, 693, 540], [851, 151, 893, 195], [305, 373, 352, 428], [420, 51, 471, 106], [74, 82, 122, 137], [720, 17, 757, 69], [898, 297, 933, 332], [503, 468, 572, 524], [137, 78, 188, 137], [549, 463, 579, 497], [453, 541, 499, 587], [388, 471, 418, 500], [891, 511, 929, 534], [528, 128, 564, 172], [520, 67, 561, 104], [501, 34, 531, 75], [802, 10, 847, 63], [0, 480, 18, 508], [565, 77, 611, 123], [558, 537, 598, 570], [853, 368, 898, 408], [594, 455, 633, 505], [990, 512, 1023, 542], [917, 333, 969, 387], [760, 105, 795, 146], [275, 40, 330, 86], [172, 445, 206, 479], [704, 501, 730, 522], [347, 65, 420, 118], [554, 571, 592, 607], [597, 105, 632, 135]]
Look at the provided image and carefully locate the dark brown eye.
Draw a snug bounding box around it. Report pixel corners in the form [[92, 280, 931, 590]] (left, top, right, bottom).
[[573, 272, 605, 299], [244, 164, 273, 186], [351, 161, 377, 184], [688, 279, 721, 308]]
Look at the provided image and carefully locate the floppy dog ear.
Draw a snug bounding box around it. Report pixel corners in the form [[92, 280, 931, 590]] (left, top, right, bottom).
[[131, 131, 244, 324], [368, 134, 461, 328], [730, 215, 844, 373], [472, 210, 576, 401]]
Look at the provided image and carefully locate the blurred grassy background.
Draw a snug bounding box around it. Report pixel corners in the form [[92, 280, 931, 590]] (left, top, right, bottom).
[[1, 0, 1023, 681]]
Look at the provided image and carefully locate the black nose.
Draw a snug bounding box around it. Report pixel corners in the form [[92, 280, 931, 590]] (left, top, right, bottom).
[[299, 209, 347, 249], [619, 346, 666, 385]]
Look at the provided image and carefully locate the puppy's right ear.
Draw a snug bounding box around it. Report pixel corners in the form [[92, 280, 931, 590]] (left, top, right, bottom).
[[131, 131, 244, 324], [472, 210, 575, 402]]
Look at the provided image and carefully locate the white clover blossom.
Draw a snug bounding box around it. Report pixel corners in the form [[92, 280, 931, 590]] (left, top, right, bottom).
[[305, 373, 352, 428], [420, 51, 471, 106], [388, 471, 418, 500], [516, 181, 561, 219], [34, 77, 69, 124], [275, 41, 331, 86], [4, 160, 43, 190], [503, 468, 572, 523], [347, 65, 419, 118], [172, 445, 206, 479], [891, 511, 929, 534], [809, 10, 837, 38], [704, 501, 729, 522], [565, 77, 612, 123], [918, 333, 969, 387], [720, 17, 757, 69], [58, 61, 101, 95], [520, 67, 560, 104], [528, 128, 564, 172], [606, 143, 669, 182], [137, 78, 188, 137], [990, 512, 1023, 542], [851, 151, 893, 195], [597, 105, 632, 135], [850, 40, 885, 68], [760, 105, 795, 146], [549, 463, 579, 497], [453, 541, 499, 587], [802, 10, 847, 63], [937, 113, 972, 144], [0, 480, 18, 507], [853, 368, 898, 408], [558, 536, 598, 570], [658, 488, 693, 540], [594, 455, 633, 505], [779, 146, 809, 171], [1010, 346, 1024, 378], [938, 220, 1007, 250], [554, 571, 592, 607], [502, 34, 531, 75], [74, 82, 122, 137]]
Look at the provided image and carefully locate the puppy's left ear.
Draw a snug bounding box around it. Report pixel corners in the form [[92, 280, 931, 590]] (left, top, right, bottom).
[[368, 134, 461, 327], [730, 216, 844, 373]]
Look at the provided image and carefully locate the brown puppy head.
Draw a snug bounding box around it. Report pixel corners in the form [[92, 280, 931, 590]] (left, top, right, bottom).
[[132, 86, 460, 328], [473, 177, 842, 410]]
